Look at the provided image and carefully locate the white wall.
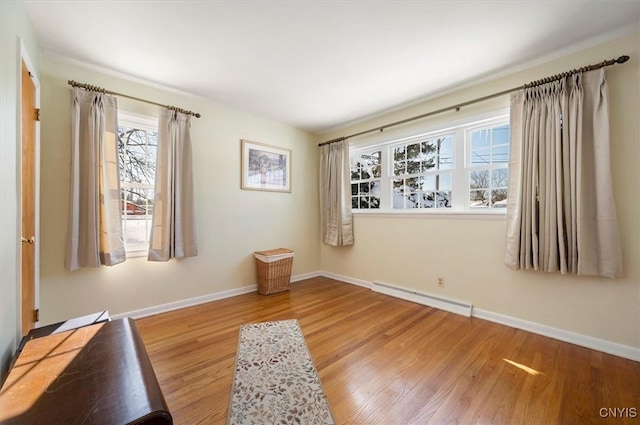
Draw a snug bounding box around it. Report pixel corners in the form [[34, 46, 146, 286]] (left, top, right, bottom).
[[319, 32, 640, 351], [38, 57, 320, 325], [0, 0, 40, 379]]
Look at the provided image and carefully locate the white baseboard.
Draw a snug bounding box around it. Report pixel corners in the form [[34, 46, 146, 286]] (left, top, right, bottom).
[[112, 284, 258, 320], [112, 272, 318, 321], [321, 271, 640, 362], [472, 308, 640, 362], [290, 271, 323, 282], [319, 270, 372, 288], [111, 269, 639, 362]]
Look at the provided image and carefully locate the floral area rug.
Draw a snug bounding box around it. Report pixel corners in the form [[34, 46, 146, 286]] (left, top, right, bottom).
[[227, 319, 335, 425]]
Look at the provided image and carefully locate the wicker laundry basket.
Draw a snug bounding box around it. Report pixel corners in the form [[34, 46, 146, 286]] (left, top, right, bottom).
[[254, 248, 295, 295]]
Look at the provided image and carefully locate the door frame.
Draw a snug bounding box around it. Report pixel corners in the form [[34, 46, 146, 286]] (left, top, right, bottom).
[[19, 39, 40, 331]]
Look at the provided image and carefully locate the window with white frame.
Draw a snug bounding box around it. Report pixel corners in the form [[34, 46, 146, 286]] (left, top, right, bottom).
[[349, 112, 509, 213], [392, 134, 454, 209], [350, 150, 382, 209], [467, 124, 510, 208], [117, 112, 158, 254]]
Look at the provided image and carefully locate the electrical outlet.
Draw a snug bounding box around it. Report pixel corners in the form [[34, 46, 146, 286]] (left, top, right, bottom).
[[437, 277, 445, 287]]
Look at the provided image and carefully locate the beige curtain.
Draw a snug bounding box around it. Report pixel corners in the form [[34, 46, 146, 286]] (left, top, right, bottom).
[[319, 139, 354, 246], [65, 87, 125, 271], [505, 68, 622, 278], [148, 108, 198, 261]]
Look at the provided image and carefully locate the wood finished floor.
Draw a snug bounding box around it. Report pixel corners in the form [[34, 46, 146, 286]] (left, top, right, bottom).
[[136, 277, 640, 425]]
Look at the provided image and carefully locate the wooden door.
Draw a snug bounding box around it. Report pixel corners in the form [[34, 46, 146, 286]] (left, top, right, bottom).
[[21, 60, 37, 335]]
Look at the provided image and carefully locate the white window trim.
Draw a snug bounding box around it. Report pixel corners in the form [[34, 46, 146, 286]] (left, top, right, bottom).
[[349, 109, 509, 217], [119, 110, 157, 133]]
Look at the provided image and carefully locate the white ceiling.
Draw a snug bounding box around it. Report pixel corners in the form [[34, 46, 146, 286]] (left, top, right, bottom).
[[24, 1, 640, 133]]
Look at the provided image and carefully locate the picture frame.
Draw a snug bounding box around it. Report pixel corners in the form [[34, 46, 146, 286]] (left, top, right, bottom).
[[241, 139, 292, 192]]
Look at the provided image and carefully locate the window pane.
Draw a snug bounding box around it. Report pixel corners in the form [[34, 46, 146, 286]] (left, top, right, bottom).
[[359, 182, 370, 194], [359, 197, 370, 209], [416, 192, 432, 208], [422, 157, 436, 171], [370, 151, 381, 165], [351, 168, 360, 180], [393, 145, 406, 161], [492, 145, 509, 164], [350, 155, 361, 169], [471, 129, 491, 150], [438, 136, 453, 155], [123, 215, 151, 246], [134, 156, 156, 184], [352, 197, 358, 208], [351, 183, 358, 196], [122, 188, 148, 215], [470, 148, 490, 166], [437, 173, 452, 191], [146, 138, 158, 159], [407, 143, 421, 160], [361, 167, 372, 180], [470, 170, 489, 189], [393, 195, 405, 209], [123, 130, 145, 155], [470, 190, 490, 208], [371, 181, 381, 197], [407, 160, 421, 174], [438, 154, 454, 170], [491, 168, 509, 188], [436, 191, 452, 208], [394, 161, 406, 176], [406, 177, 420, 191], [421, 140, 436, 156], [493, 125, 509, 145], [406, 193, 419, 209], [370, 196, 381, 209], [491, 189, 508, 208], [392, 179, 406, 209], [421, 175, 435, 191], [372, 165, 382, 178]]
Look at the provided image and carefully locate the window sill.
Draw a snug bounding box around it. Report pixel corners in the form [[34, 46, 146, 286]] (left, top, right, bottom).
[[126, 249, 148, 259], [351, 209, 506, 220]]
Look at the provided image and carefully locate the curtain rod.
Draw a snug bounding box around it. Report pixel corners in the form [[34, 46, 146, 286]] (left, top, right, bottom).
[[318, 55, 630, 147], [67, 80, 201, 118]]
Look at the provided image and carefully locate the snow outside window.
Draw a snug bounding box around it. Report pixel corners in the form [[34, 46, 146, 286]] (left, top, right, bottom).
[[392, 134, 454, 209]]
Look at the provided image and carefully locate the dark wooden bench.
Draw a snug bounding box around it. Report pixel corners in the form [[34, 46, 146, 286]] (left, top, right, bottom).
[[0, 317, 172, 425]]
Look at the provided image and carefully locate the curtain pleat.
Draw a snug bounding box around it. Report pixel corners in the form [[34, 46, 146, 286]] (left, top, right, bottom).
[[319, 140, 354, 246], [148, 108, 198, 261], [65, 87, 125, 271], [505, 69, 622, 278]]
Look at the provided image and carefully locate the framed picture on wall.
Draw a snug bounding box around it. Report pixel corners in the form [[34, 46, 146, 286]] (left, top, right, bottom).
[[241, 139, 292, 192]]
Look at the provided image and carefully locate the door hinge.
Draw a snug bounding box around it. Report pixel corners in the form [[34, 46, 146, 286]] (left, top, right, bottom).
[[34, 309, 40, 322], [35, 108, 40, 122]]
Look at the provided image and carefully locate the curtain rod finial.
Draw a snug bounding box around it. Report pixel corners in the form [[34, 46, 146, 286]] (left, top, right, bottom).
[[617, 55, 630, 64]]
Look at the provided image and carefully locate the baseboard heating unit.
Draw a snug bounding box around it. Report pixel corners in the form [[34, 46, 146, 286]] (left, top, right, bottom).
[[372, 281, 473, 317]]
